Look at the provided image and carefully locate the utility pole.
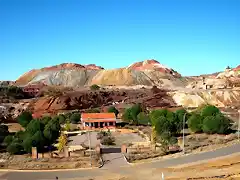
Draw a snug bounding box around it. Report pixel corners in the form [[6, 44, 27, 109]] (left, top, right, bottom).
[[182, 112, 187, 154], [238, 110, 240, 141], [88, 131, 92, 167]]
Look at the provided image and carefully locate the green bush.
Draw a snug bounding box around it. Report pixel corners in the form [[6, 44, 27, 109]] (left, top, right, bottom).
[[202, 114, 232, 134], [90, 84, 100, 90], [107, 106, 119, 118], [70, 113, 80, 124], [187, 113, 203, 133], [17, 111, 33, 128]]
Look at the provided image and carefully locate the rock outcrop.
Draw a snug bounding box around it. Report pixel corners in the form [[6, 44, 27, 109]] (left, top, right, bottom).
[[29, 88, 177, 115], [15, 60, 185, 88]]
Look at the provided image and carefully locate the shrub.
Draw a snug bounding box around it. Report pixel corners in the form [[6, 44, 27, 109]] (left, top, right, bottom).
[[90, 84, 100, 90], [100, 136, 115, 145], [17, 111, 33, 128], [107, 106, 119, 118], [6, 143, 23, 154], [96, 131, 110, 139], [187, 113, 203, 133], [70, 113, 80, 124], [85, 108, 100, 113], [202, 114, 232, 134]]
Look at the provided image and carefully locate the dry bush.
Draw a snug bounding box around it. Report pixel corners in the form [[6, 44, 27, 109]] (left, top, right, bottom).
[[38, 86, 74, 97]]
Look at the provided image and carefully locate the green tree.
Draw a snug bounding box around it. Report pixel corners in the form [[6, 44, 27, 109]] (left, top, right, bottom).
[[22, 136, 33, 153], [48, 117, 61, 132], [3, 135, 14, 146], [6, 143, 23, 154], [90, 84, 100, 90], [43, 125, 54, 142], [174, 109, 188, 131], [41, 116, 52, 125], [201, 105, 220, 117], [43, 121, 60, 143], [25, 119, 44, 135], [31, 131, 46, 151], [154, 116, 171, 135], [107, 106, 119, 118], [122, 108, 132, 123], [17, 111, 33, 128], [187, 113, 203, 133], [149, 109, 168, 126], [0, 125, 9, 143], [70, 113, 80, 124], [130, 104, 142, 124], [202, 114, 232, 134], [58, 114, 66, 124], [137, 112, 150, 125]]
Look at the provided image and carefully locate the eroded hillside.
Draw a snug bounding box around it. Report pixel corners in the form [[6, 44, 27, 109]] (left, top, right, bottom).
[[15, 60, 186, 88], [170, 89, 240, 107]]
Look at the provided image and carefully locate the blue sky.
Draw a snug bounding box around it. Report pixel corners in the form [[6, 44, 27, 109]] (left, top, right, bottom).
[[0, 0, 239, 80]]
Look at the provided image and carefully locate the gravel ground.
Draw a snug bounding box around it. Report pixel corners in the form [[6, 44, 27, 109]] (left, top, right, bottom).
[[111, 131, 147, 146], [68, 132, 100, 148]]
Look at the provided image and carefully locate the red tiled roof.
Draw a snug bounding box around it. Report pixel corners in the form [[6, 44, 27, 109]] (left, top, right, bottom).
[[81, 113, 116, 119]]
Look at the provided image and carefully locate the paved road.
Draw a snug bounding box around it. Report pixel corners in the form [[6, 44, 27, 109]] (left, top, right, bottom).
[[1, 143, 240, 180], [102, 153, 129, 169]]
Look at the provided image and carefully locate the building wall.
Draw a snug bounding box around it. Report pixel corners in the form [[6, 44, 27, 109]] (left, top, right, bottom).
[[82, 121, 116, 129]]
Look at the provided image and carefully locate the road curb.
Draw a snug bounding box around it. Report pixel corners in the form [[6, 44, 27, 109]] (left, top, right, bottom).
[[122, 153, 133, 166], [98, 155, 104, 168], [0, 166, 98, 172]]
